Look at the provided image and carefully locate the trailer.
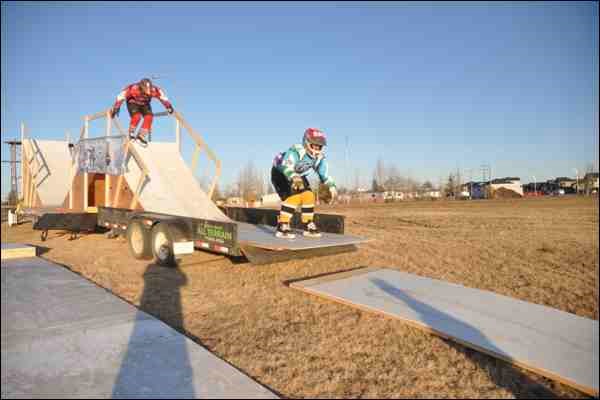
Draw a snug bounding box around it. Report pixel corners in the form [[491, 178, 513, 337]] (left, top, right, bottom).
[[27, 205, 367, 266], [16, 108, 369, 265]]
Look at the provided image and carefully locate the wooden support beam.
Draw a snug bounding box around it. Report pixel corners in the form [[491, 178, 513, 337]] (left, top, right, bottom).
[[106, 113, 111, 207], [191, 144, 203, 172], [83, 117, 89, 209], [113, 139, 130, 208], [87, 109, 110, 122], [175, 118, 181, 154]]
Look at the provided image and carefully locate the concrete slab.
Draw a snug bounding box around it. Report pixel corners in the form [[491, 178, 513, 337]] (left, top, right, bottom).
[[1, 243, 36, 260], [290, 267, 599, 396], [1, 256, 277, 399]]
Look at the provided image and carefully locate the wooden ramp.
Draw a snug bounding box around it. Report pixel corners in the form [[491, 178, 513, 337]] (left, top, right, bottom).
[[236, 223, 370, 264], [237, 222, 369, 251], [290, 267, 599, 396], [1, 243, 36, 260], [123, 141, 230, 222], [22, 139, 72, 207]]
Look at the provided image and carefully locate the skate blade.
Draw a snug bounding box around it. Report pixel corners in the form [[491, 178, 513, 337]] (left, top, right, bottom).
[[303, 232, 322, 238], [275, 231, 296, 239]]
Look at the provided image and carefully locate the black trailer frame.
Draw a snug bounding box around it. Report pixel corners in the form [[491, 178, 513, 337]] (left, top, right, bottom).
[[28, 205, 351, 266]]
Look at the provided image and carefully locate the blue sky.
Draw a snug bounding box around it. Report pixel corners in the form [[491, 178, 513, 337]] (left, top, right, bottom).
[[1, 1, 598, 198]]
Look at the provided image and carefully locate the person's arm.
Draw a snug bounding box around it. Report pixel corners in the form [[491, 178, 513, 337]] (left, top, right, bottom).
[[316, 157, 335, 188], [317, 157, 337, 202], [111, 85, 130, 117], [153, 87, 174, 113]]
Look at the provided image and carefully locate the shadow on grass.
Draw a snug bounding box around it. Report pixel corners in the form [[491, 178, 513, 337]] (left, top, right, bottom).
[[111, 262, 280, 399], [369, 278, 566, 399], [112, 262, 195, 398]]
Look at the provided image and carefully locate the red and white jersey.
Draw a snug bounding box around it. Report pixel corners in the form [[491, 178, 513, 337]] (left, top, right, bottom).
[[113, 83, 172, 110]]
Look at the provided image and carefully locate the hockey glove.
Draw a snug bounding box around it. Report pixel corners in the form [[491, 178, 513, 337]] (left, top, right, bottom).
[[291, 175, 305, 192], [329, 186, 338, 204], [110, 106, 120, 119]]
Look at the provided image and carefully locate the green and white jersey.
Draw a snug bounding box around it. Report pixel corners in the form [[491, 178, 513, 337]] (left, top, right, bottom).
[[273, 144, 336, 187]]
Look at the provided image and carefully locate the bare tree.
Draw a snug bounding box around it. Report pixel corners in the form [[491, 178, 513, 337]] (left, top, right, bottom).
[[374, 158, 386, 190], [584, 162, 597, 195], [444, 173, 457, 198], [237, 161, 264, 202]]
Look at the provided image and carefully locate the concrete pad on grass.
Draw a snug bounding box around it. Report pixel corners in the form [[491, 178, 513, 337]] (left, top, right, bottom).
[[1, 243, 36, 260], [1, 256, 277, 399]]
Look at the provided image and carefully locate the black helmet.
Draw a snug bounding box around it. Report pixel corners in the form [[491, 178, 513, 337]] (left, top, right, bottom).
[[139, 78, 153, 93]]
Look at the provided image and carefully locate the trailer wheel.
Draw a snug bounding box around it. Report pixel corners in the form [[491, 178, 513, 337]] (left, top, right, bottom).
[[126, 220, 152, 260], [151, 223, 178, 267]]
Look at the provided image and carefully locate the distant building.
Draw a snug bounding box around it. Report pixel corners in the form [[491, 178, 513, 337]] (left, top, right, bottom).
[[489, 177, 523, 197], [584, 172, 599, 194], [555, 177, 576, 191], [423, 190, 441, 199]]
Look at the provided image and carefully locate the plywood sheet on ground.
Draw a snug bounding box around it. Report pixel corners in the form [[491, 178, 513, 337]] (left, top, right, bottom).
[[237, 222, 370, 251], [1, 256, 277, 398], [0, 243, 36, 260], [124, 141, 230, 222], [24, 139, 72, 207], [290, 268, 599, 396]]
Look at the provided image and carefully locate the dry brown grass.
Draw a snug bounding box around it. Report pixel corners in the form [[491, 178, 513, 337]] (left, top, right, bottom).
[[2, 195, 598, 398]]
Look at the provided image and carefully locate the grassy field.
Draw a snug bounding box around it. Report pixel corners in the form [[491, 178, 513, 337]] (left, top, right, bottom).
[[2, 195, 598, 398]]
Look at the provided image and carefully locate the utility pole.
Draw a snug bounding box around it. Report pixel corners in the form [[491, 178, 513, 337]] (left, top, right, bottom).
[[2, 139, 22, 205], [480, 164, 491, 199], [345, 136, 349, 191]]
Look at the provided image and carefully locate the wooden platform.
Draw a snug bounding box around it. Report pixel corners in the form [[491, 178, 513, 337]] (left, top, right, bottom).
[[1, 243, 36, 260], [290, 267, 599, 396], [237, 223, 370, 251]]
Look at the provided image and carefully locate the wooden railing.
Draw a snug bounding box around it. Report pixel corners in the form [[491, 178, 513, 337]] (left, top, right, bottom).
[[21, 137, 51, 208], [73, 108, 221, 209]]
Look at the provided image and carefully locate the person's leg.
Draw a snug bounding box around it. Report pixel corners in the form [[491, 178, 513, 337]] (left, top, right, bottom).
[[271, 167, 297, 238], [299, 185, 321, 237], [126, 103, 142, 137], [137, 104, 153, 140], [300, 190, 315, 224]]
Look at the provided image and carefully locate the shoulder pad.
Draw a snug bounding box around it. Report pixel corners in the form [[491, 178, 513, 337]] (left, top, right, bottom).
[[290, 144, 305, 158]]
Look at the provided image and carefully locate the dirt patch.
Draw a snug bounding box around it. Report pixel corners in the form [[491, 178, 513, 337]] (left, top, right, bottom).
[[2, 196, 598, 398]]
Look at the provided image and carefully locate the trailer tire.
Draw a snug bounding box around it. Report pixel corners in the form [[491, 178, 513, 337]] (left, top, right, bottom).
[[126, 220, 152, 260], [151, 222, 180, 267]]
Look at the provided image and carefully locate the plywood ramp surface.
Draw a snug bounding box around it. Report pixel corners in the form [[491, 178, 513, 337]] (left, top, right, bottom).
[[290, 268, 599, 396], [24, 139, 72, 207], [124, 141, 230, 222], [237, 223, 370, 250]]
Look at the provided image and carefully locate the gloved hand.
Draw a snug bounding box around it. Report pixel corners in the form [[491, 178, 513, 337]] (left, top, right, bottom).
[[167, 106, 174, 114], [329, 186, 337, 204], [291, 175, 305, 192], [110, 106, 120, 119]]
